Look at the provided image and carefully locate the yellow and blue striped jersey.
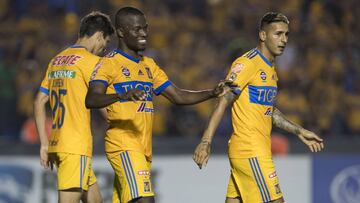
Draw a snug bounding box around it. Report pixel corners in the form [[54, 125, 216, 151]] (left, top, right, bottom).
[[40, 45, 100, 157], [226, 48, 278, 158], [90, 50, 170, 160]]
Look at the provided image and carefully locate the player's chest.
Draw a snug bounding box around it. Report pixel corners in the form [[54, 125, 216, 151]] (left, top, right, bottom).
[[116, 63, 153, 83], [251, 68, 278, 87]]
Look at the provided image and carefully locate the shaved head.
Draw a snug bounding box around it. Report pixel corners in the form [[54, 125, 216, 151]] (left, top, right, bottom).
[[115, 7, 145, 29]]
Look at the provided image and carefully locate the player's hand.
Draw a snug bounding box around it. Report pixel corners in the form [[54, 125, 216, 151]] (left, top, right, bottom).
[[120, 88, 147, 101], [40, 146, 53, 170], [192, 141, 211, 169], [297, 129, 324, 152], [212, 80, 238, 97]]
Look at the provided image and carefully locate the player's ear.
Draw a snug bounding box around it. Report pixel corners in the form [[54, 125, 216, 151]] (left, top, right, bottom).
[[116, 28, 124, 38], [259, 30, 266, 42], [95, 31, 104, 41]]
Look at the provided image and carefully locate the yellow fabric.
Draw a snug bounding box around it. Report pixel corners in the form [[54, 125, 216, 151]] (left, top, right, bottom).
[[90, 50, 170, 159], [40, 46, 100, 157], [107, 150, 154, 202], [49, 152, 97, 191], [226, 48, 278, 158], [227, 156, 283, 202]]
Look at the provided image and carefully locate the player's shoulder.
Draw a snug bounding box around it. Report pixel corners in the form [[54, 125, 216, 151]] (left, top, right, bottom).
[[142, 56, 159, 69]]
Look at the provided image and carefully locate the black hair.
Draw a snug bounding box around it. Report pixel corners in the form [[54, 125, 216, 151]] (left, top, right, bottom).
[[79, 11, 115, 38], [115, 7, 145, 29], [259, 12, 289, 30]]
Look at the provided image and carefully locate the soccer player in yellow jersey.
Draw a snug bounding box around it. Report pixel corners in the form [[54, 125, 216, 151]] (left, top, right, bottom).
[[85, 7, 233, 203], [34, 12, 114, 203], [193, 12, 325, 203]]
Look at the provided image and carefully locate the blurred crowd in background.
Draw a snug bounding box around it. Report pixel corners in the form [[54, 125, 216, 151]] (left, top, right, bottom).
[[0, 0, 359, 146]]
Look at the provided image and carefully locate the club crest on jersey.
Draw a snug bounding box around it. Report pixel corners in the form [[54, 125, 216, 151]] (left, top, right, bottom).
[[144, 180, 151, 192], [260, 71, 267, 80], [122, 67, 130, 77], [138, 70, 144, 76], [231, 63, 244, 73], [229, 72, 237, 81], [275, 184, 282, 194], [145, 67, 153, 79]]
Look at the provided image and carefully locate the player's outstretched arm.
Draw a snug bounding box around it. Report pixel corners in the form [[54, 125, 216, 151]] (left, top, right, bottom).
[[193, 90, 235, 169], [272, 107, 324, 152], [85, 82, 146, 108], [160, 80, 237, 105], [34, 91, 52, 169]]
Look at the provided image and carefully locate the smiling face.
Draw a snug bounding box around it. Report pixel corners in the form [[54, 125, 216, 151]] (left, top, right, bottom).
[[260, 21, 289, 57], [118, 14, 148, 52]]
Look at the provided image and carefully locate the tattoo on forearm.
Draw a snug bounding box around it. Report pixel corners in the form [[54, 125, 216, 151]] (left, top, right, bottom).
[[272, 108, 302, 135]]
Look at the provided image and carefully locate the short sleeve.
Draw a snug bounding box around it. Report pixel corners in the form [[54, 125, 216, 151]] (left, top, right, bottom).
[[150, 60, 171, 95], [89, 58, 115, 87], [226, 58, 258, 95], [39, 67, 50, 95]]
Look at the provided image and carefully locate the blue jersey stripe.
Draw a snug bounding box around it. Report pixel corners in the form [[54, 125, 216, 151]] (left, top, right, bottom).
[[90, 80, 108, 87], [154, 80, 172, 95], [125, 151, 139, 197], [80, 156, 83, 189], [255, 49, 272, 67], [114, 49, 140, 63], [249, 158, 267, 202], [120, 153, 135, 198], [254, 158, 271, 200], [233, 89, 241, 95], [39, 87, 49, 95]]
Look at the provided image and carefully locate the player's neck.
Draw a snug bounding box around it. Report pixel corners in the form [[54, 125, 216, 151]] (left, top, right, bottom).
[[257, 46, 275, 64], [74, 38, 94, 53], [117, 42, 142, 60]]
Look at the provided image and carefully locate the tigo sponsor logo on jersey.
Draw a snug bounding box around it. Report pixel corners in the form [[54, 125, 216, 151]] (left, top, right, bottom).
[[113, 81, 153, 102], [249, 85, 277, 106]]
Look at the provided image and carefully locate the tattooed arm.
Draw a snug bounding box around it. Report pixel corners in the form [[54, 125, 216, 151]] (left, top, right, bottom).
[[272, 107, 324, 152]]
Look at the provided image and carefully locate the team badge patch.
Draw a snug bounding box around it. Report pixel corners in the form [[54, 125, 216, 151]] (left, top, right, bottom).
[[275, 184, 282, 194], [260, 71, 267, 80], [229, 72, 237, 81], [122, 67, 130, 77], [144, 180, 151, 192], [231, 63, 244, 73], [145, 67, 153, 79]]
